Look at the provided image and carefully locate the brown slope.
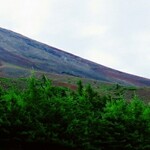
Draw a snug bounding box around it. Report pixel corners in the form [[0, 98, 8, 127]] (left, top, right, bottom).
[[0, 47, 37, 68], [0, 27, 150, 87], [0, 61, 4, 77]]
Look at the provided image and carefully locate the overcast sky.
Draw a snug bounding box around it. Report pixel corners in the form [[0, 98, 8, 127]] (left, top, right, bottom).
[[0, 0, 150, 78]]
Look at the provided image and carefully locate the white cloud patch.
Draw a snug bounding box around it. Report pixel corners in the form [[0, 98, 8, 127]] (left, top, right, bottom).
[[0, 0, 50, 37], [80, 25, 108, 37]]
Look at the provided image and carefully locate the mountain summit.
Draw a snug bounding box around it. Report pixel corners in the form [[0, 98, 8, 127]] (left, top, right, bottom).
[[0, 27, 150, 86]]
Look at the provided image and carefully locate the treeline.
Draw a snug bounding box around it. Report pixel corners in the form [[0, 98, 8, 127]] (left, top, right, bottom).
[[0, 75, 150, 150]]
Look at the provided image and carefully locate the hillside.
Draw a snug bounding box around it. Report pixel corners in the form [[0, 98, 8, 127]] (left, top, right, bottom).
[[0, 27, 150, 86]]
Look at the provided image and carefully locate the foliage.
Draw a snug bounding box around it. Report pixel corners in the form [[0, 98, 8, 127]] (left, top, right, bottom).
[[0, 76, 150, 149]]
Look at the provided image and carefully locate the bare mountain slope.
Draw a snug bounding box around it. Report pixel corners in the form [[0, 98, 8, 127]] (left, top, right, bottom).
[[0, 27, 150, 86]]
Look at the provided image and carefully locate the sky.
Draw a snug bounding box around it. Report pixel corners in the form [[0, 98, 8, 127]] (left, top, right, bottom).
[[0, 0, 150, 79]]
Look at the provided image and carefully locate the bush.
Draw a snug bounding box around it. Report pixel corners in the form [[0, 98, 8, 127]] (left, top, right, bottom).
[[0, 76, 150, 149]]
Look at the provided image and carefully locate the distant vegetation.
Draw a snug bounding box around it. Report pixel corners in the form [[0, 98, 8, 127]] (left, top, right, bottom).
[[0, 75, 150, 150]]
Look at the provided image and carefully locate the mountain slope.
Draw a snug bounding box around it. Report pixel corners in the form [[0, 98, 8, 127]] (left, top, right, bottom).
[[0, 27, 150, 86]]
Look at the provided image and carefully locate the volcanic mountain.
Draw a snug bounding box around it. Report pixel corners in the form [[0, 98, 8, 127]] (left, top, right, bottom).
[[0, 27, 150, 87]]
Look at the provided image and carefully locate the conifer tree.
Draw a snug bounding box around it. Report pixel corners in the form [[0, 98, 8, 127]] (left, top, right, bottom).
[[77, 80, 83, 96]]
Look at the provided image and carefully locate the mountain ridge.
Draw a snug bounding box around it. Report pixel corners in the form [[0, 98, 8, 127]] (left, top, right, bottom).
[[0, 27, 150, 87]]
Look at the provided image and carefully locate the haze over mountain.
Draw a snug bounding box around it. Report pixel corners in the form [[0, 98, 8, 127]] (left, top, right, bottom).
[[0, 27, 150, 87]]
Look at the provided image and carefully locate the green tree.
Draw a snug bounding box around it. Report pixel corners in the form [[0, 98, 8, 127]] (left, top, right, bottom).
[[77, 80, 83, 96]]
